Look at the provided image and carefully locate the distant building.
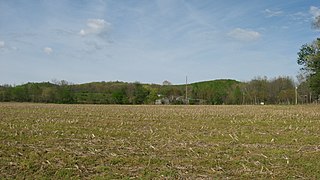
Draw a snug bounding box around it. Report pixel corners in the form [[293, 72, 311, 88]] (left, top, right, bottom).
[[155, 99, 162, 105], [155, 98, 170, 105]]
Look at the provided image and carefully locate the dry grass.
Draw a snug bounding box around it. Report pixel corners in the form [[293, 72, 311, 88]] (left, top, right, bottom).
[[1, 103, 320, 179]]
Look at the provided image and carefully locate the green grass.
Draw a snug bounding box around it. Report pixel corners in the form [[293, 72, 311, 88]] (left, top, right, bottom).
[[1, 103, 320, 179]]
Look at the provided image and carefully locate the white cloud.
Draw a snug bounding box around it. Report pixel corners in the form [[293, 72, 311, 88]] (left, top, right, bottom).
[[263, 9, 283, 17], [310, 6, 320, 18], [290, 12, 309, 22], [79, 19, 111, 36], [0, 41, 19, 51], [0, 41, 5, 48], [79, 29, 86, 36], [228, 28, 261, 41], [43, 47, 53, 55]]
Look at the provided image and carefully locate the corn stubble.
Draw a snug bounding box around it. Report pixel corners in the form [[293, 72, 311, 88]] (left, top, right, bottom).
[[1, 103, 320, 179]]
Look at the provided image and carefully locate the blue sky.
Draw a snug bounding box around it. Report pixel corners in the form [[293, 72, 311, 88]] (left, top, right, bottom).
[[0, 0, 319, 85]]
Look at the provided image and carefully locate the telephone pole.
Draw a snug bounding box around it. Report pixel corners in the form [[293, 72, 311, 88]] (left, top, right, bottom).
[[185, 76, 188, 104], [295, 86, 298, 105]]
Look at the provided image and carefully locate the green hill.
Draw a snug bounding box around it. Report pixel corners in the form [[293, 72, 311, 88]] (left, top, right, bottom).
[[189, 79, 241, 104], [0, 77, 298, 105]]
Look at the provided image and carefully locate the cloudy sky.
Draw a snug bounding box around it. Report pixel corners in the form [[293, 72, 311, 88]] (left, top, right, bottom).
[[0, 0, 319, 85]]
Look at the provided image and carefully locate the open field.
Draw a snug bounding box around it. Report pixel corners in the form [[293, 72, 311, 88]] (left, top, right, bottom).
[[1, 103, 320, 179]]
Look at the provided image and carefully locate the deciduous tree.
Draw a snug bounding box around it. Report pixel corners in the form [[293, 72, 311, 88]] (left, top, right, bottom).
[[297, 39, 320, 94]]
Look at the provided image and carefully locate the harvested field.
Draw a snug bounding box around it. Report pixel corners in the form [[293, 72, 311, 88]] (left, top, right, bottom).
[[1, 103, 320, 179]]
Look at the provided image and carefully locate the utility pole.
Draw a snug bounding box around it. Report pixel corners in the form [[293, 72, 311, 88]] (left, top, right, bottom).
[[185, 76, 188, 105], [295, 86, 298, 105]]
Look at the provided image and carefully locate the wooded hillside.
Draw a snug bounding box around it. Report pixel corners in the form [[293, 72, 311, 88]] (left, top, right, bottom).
[[0, 76, 310, 105]]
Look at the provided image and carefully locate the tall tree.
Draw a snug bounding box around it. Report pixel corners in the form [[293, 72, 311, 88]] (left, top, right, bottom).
[[297, 39, 320, 94], [133, 82, 148, 104]]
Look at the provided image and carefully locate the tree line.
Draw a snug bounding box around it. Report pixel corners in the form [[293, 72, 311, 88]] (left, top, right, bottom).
[[0, 76, 310, 105]]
